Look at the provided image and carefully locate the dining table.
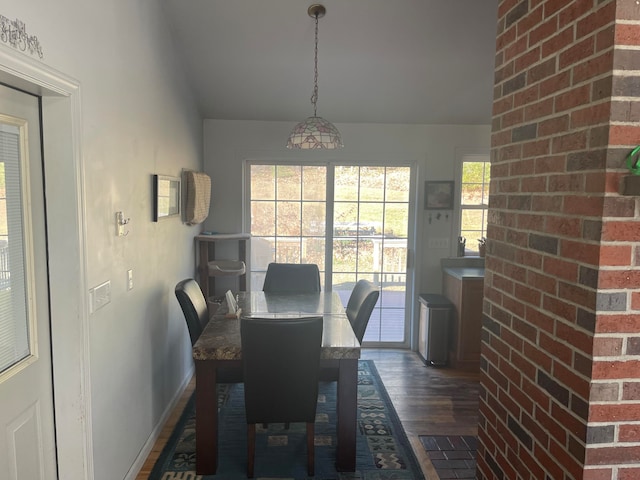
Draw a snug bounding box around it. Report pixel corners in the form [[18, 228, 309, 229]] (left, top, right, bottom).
[[192, 290, 361, 475]]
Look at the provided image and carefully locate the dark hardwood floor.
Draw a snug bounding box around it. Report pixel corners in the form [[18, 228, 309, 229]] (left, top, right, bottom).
[[136, 349, 480, 479], [361, 349, 480, 479]]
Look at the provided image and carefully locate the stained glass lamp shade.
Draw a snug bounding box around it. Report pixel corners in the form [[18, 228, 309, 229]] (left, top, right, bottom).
[[286, 4, 343, 150], [286, 116, 343, 149]]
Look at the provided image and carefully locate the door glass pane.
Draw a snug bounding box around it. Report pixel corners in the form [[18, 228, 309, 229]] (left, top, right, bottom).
[[250, 201, 275, 236], [334, 166, 359, 201], [360, 167, 385, 201], [385, 168, 411, 202], [332, 166, 411, 343], [276, 201, 301, 236], [276, 165, 301, 200], [0, 123, 30, 374], [251, 165, 275, 200], [302, 166, 326, 201], [250, 164, 327, 289]]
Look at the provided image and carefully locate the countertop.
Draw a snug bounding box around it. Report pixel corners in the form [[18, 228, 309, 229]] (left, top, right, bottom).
[[442, 267, 485, 280]]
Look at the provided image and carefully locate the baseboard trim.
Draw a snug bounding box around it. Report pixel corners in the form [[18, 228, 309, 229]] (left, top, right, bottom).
[[124, 366, 194, 480]]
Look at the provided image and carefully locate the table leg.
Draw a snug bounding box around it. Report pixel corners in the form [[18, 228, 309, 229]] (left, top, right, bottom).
[[335, 358, 358, 471], [195, 359, 218, 474]]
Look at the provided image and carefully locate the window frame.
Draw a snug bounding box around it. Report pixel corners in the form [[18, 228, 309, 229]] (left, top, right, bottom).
[[454, 148, 490, 256]]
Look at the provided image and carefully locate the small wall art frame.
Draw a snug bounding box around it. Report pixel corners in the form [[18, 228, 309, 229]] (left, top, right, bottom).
[[424, 180, 454, 210], [153, 174, 181, 221]]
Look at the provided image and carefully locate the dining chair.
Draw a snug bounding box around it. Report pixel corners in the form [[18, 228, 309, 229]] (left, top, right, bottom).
[[175, 278, 209, 345], [345, 279, 380, 343], [319, 279, 379, 382], [262, 262, 321, 293], [240, 316, 323, 478], [175, 278, 242, 383]]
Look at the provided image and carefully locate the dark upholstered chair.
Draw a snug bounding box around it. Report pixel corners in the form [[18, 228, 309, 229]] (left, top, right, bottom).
[[175, 278, 242, 383], [262, 263, 321, 293], [240, 316, 323, 478], [346, 279, 380, 343], [319, 280, 379, 381], [175, 278, 209, 345]]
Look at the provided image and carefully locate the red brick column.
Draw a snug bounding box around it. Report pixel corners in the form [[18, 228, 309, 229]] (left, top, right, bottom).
[[479, 1, 640, 479]]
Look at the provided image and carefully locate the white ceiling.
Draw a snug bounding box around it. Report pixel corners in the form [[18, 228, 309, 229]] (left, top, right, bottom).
[[161, 0, 499, 125]]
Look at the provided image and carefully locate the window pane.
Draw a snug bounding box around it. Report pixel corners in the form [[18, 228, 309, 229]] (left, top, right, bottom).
[[461, 209, 485, 232], [251, 237, 275, 270], [333, 239, 357, 271], [301, 202, 325, 236], [384, 203, 409, 238], [359, 203, 384, 236], [302, 166, 326, 201], [0, 125, 30, 374], [385, 167, 410, 202], [334, 202, 358, 237], [360, 167, 385, 201], [275, 201, 301, 236], [382, 239, 407, 274], [461, 183, 485, 205], [334, 166, 359, 201], [301, 237, 325, 267], [462, 161, 485, 183], [251, 201, 275, 236], [251, 165, 275, 200], [276, 165, 301, 200], [275, 239, 301, 263], [355, 239, 375, 271]]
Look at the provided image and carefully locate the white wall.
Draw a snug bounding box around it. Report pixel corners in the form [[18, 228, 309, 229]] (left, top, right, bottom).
[[1, 1, 203, 479], [203, 119, 490, 312]]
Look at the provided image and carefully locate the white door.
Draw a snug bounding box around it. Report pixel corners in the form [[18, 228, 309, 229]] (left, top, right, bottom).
[[0, 84, 57, 478]]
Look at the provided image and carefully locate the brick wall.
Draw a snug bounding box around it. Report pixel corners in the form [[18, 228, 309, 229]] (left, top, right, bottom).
[[479, 1, 640, 479]]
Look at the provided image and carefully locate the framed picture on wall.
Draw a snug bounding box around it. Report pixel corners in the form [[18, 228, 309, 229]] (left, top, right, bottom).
[[424, 180, 454, 210], [153, 174, 181, 221]]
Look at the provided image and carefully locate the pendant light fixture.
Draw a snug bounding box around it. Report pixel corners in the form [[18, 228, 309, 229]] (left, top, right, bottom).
[[286, 4, 343, 149]]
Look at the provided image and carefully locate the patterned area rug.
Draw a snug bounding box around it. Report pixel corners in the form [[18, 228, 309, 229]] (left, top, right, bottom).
[[150, 360, 424, 479], [418, 435, 477, 479]]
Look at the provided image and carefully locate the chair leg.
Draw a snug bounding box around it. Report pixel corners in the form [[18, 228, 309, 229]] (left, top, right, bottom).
[[306, 422, 315, 476], [247, 424, 256, 478]]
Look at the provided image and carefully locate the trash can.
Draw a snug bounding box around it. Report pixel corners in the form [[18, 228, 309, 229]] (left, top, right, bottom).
[[418, 293, 452, 366]]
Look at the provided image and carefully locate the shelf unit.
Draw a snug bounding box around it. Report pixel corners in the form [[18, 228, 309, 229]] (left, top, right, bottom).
[[195, 233, 250, 299]]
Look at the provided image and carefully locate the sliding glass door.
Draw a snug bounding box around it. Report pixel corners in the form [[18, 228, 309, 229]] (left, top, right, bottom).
[[248, 162, 413, 346]]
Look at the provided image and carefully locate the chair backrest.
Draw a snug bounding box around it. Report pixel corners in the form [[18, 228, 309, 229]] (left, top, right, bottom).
[[175, 278, 209, 345], [262, 263, 321, 293], [241, 316, 323, 424], [346, 280, 380, 343]]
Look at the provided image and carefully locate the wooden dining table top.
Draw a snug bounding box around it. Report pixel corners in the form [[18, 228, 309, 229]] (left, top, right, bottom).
[[192, 291, 361, 361]]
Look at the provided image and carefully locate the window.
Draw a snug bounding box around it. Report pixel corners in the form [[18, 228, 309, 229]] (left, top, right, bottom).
[[0, 122, 31, 375], [459, 153, 490, 255]]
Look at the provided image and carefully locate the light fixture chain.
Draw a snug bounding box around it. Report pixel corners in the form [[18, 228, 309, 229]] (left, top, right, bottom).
[[311, 12, 319, 117]]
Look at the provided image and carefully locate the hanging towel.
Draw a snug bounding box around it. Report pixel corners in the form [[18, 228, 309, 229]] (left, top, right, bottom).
[[184, 171, 211, 225]]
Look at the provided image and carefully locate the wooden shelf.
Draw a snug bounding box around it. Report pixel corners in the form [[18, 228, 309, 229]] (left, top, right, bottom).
[[196, 233, 250, 299]]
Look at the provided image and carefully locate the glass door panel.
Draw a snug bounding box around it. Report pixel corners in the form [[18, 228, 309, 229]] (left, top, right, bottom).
[[250, 162, 411, 346]]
